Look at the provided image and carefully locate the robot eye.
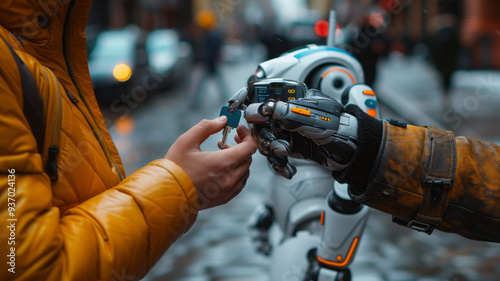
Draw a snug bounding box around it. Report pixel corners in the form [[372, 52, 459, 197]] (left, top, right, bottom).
[[333, 78, 344, 89]]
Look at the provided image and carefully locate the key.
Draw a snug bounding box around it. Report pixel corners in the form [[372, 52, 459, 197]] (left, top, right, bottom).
[[219, 104, 242, 148]]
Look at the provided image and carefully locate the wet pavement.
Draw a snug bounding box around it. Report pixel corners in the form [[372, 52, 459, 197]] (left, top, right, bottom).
[[104, 52, 500, 281], [375, 53, 500, 144]]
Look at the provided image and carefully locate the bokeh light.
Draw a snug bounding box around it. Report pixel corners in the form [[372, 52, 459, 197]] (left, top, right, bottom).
[[314, 20, 329, 37], [113, 63, 132, 82]]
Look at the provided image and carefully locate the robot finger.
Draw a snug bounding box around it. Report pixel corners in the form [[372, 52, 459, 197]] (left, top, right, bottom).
[[228, 87, 248, 109], [267, 151, 297, 180], [269, 139, 292, 157], [255, 127, 276, 156], [244, 103, 269, 124]]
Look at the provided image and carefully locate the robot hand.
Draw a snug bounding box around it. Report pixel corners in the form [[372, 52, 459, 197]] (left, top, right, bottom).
[[244, 89, 358, 179]]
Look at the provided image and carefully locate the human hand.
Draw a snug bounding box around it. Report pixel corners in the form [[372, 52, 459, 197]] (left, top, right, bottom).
[[164, 116, 257, 210]]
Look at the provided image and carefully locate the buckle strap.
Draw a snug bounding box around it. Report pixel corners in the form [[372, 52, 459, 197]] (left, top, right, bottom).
[[392, 127, 456, 234], [0, 34, 45, 155], [416, 126, 456, 227], [392, 216, 435, 235]]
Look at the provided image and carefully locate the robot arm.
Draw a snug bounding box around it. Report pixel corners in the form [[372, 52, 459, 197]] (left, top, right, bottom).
[[243, 86, 361, 179]]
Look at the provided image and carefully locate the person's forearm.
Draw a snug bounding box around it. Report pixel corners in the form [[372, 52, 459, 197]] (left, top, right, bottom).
[[0, 158, 198, 281], [346, 122, 500, 242]]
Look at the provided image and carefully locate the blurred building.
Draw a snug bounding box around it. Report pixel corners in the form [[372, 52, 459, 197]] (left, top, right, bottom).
[[140, 0, 193, 30], [92, 0, 500, 71], [373, 0, 499, 70], [99, 0, 192, 30], [461, 0, 500, 69]]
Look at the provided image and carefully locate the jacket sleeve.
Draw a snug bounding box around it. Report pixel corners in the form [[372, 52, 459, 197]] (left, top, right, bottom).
[[346, 121, 500, 242], [0, 46, 199, 281]]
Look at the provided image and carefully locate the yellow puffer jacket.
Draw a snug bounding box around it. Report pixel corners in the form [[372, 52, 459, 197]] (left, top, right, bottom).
[[0, 1, 198, 280]]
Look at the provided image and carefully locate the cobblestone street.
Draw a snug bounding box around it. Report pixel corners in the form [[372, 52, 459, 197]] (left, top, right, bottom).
[[104, 53, 500, 281]]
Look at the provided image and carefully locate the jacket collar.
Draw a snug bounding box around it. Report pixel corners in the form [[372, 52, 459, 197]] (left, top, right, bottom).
[[0, 0, 94, 97]]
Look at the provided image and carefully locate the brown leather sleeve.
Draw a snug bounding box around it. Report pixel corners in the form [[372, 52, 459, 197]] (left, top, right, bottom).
[[348, 122, 500, 242]]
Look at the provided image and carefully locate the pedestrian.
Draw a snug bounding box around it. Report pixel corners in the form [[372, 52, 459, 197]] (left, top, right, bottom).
[[188, 9, 229, 108], [427, 13, 460, 101], [0, 2, 256, 281]]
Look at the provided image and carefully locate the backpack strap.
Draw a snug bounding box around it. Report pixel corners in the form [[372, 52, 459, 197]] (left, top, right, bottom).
[[1, 35, 45, 154]]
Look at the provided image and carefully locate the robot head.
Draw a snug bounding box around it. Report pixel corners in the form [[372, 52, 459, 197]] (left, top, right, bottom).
[[249, 45, 364, 101]]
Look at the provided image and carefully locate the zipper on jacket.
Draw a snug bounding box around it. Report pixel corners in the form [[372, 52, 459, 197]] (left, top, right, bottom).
[[65, 89, 79, 104], [46, 146, 60, 181], [42, 68, 63, 182], [63, 0, 124, 181]]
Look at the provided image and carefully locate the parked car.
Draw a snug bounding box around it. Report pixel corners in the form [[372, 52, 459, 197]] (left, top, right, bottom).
[[144, 29, 192, 91], [88, 25, 141, 104]]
